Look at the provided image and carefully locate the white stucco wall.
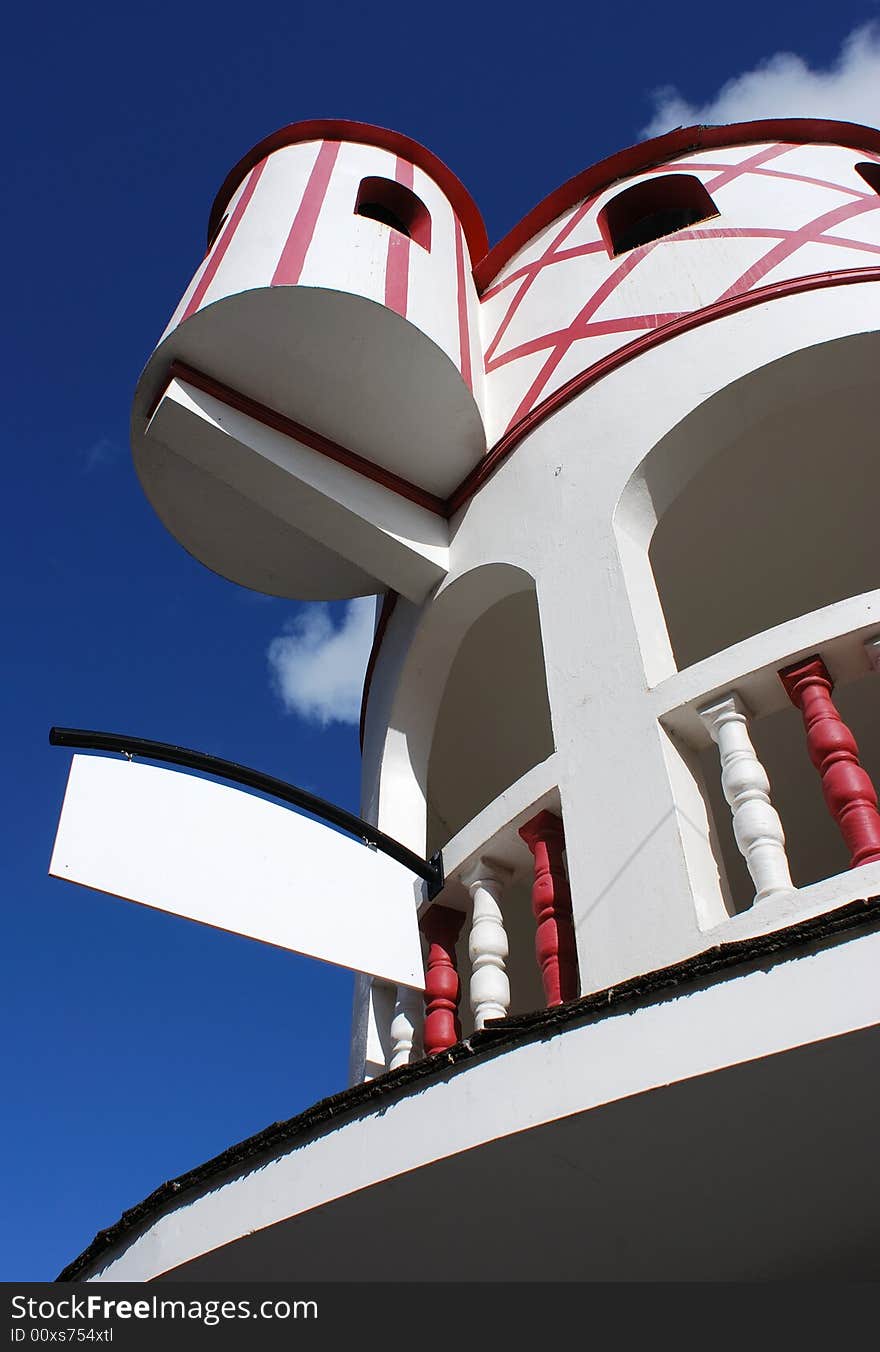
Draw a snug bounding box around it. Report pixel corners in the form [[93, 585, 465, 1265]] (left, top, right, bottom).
[[84, 926, 880, 1280], [362, 287, 880, 1044]]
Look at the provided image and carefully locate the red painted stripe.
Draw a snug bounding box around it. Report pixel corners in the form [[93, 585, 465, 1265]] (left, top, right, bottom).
[[482, 148, 871, 315], [446, 266, 880, 514], [716, 195, 880, 300], [492, 147, 792, 414], [486, 223, 880, 375], [271, 141, 341, 287], [474, 120, 880, 292], [181, 160, 267, 324], [641, 157, 876, 201], [702, 142, 793, 193], [384, 157, 413, 316], [204, 120, 880, 309], [673, 225, 880, 256], [454, 218, 473, 391], [491, 140, 880, 426], [481, 141, 873, 360], [504, 242, 658, 428], [482, 240, 606, 303], [208, 118, 488, 265], [160, 271, 880, 529], [484, 200, 594, 367], [160, 360, 447, 516], [487, 311, 683, 372]]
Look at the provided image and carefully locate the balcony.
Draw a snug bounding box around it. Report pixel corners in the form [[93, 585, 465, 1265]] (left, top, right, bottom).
[[386, 753, 577, 1064], [653, 591, 880, 936]]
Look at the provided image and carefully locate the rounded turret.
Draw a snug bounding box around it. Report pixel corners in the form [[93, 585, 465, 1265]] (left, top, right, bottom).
[[131, 120, 487, 600]]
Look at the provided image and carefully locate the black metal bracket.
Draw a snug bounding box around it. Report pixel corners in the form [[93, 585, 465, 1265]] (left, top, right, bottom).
[[49, 726, 445, 899]]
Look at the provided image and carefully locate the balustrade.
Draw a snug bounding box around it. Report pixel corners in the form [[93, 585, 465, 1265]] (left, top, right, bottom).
[[779, 655, 880, 867], [420, 904, 465, 1055], [462, 858, 512, 1030], [518, 809, 579, 1006], [389, 985, 423, 1070], [698, 693, 794, 902]]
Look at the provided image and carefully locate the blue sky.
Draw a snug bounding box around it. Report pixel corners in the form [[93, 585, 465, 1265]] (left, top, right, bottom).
[[4, 0, 879, 1282]]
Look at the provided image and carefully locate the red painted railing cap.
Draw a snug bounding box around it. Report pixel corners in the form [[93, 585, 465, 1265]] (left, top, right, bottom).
[[518, 808, 565, 847], [779, 653, 834, 701]]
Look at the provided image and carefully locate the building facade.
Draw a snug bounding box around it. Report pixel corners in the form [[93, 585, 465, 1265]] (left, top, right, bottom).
[[59, 117, 880, 1280]]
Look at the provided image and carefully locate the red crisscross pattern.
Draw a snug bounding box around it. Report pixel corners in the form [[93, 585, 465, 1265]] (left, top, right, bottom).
[[482, 143, 880, 434]]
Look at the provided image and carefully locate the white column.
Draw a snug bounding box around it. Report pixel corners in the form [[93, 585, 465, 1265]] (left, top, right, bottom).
[[388, 984, 423, 1070], [461, 858, 513, 1030], [698, 693, 794, 903], [865, 636, 880, 672]]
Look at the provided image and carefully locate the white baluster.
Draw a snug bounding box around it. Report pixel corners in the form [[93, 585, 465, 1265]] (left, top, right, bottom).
[[865, 636, 880, 673], [698, 693, 794, 903], [462, 858, 513, 1029], [389, 985, 423, 1070]]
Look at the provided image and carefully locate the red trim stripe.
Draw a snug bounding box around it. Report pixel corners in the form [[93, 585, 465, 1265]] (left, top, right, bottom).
[[485, 222, 880, 376], [640, 157, 878, 201], [202, 119, 880, 307], [474, 120, 880, 291], [159, 360, 447, 516], [160, 268, 880, 525], [716, 195, 880, 300], [503, 242, 658, 430], [447, 266, 880, 514], [384, 157, 413, 316], [484, 200, 594, 367], [454, 218, 473, 391], [208, 118, 488, 265], [701, 142, 793, 193], [482, 240, 606, 303], [181, 160, 267, 323], [272, 141, 341, 287]]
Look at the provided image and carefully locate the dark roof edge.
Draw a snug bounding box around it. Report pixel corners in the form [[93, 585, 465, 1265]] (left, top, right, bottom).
[[58, 892, 880, 1281]]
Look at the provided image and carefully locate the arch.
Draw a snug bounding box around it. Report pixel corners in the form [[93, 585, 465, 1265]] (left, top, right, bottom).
[[614, 329, 880, 682], [376, 564, 554, 855], [615, 328, 880, 915]]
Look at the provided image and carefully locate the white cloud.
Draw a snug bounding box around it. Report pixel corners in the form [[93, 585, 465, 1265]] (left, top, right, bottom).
[[643, 22, 880, 138], [81, 436, 124, 472], [267, 597, 376, 727]]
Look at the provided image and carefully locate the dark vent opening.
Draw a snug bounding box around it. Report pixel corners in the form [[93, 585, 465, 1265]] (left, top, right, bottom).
[[855, 161, 880, 193], [357, 200, 411, 237], [599, 174, 718, 257], [355, 176, 432, 251]]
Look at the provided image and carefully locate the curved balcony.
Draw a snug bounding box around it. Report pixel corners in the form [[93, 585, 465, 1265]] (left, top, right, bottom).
[[397, 754, 578, 1062], [653, 591, 880, 934]]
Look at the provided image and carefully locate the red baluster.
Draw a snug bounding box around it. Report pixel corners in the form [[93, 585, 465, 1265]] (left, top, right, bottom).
[[420, 904, 465, 1055], [779, 655, 880, 867], [518, 810, 579, 1007]]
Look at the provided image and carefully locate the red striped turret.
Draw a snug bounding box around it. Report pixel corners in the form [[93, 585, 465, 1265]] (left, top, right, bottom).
[[131, 120, 488, 602]]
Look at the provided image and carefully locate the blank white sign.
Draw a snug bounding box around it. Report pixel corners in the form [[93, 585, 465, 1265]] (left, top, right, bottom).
[[50, 754, 425, 989]]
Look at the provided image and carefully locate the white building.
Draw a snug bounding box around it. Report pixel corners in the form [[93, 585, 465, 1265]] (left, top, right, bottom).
[[56, 116, 880, 1280]]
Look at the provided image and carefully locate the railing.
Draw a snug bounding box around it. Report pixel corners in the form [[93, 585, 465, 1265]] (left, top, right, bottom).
[[652, 600, 880, 916], [394, 755, 580, 1061]]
